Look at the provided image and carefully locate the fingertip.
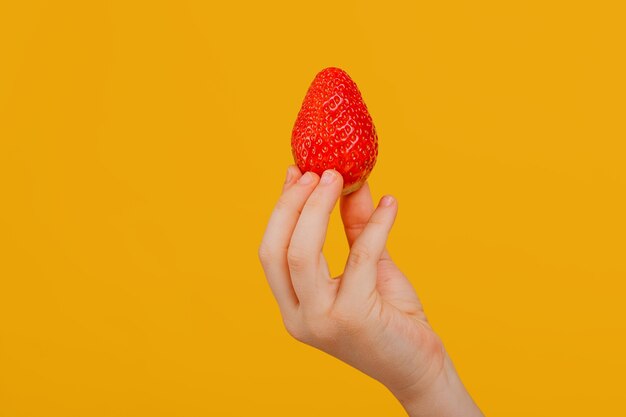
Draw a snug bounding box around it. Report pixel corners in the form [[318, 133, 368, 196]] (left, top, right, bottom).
[[319, 169, 343, 187], [283, 165, 302, 189], [298, 170, 318, 185], [289, 164, 302, 178], [379, 195, 396, 207], [335, 169, 345, 187]]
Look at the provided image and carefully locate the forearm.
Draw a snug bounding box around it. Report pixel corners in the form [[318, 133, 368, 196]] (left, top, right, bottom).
[[391, 354, 483, 417]]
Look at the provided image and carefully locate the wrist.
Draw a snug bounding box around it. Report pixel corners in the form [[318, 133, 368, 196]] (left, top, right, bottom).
[[391, 353, 483, 417]]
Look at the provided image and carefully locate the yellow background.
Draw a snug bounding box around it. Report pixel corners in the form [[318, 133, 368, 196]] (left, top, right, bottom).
[[1, 0, 625, 415]]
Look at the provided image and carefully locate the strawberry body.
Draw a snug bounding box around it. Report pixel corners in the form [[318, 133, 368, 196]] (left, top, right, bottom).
[[291, 67, 378, 195]]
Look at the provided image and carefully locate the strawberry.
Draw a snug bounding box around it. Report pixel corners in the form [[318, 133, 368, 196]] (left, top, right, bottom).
[[291, 67, 378, 195]]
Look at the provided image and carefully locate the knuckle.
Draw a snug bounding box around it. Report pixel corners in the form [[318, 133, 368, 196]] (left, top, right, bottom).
[[307, 196, 322, 208], [283, 317, 306, 342], [274, 194, 292, 211], [304, 320, 336, 344], [257, 247, 269, 264], [287, 246, 310, 271], [344, 221, 368, 233], [304, 194, 327, 212], [257, 243, 273, 265], [369, 217, 387, 227], [347, 245, 371, 268], [295, 310, 337, 345], [306, 194, 322, 209], [329, 305, 363, 335]]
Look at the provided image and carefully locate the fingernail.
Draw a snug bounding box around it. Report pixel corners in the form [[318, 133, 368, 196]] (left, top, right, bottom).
[[320, 170, 337, 185], [298, 171, 315, 185], [285, 166, 294, 184], [380, 195, 395, 207]]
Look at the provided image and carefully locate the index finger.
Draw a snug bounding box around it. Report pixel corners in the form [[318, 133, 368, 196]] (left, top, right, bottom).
[[258, 166, 319, 313]]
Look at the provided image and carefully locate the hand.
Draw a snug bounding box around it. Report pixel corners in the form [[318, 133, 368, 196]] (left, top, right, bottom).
[[258, 166, 483, 417]]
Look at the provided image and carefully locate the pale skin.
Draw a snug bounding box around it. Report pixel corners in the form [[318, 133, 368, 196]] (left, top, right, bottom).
[[258, 166, 484, 417]]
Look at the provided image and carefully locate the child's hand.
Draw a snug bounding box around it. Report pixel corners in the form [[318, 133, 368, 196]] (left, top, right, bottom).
[[259, 166, 483, 417]]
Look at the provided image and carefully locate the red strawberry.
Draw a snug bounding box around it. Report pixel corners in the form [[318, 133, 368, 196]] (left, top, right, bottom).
[[291, 67, 378, 195]]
